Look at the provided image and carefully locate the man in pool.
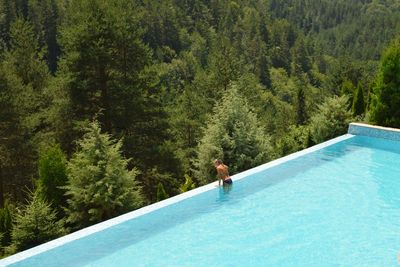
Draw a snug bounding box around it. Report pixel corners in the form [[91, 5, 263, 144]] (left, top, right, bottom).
[[214, 159, 232, 186]]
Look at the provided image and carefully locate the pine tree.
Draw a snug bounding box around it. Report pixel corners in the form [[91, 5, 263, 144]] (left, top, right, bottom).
[[310, 96, 353, 143], [179, 175, 196, 193], [7, 192, 65, 253], [5, 18, 49, 90], [3, 18, 51, 138], [58, 0, 151, 134], [277, 125, 309, 156], [194, 85, 271, 185], [369, 38, 400, 127], [156, 183, 169, 201], [0, 200, 13, 250], [340, 79, 356, 108], [139, 168, 178, 203], [259, 54, 272, 88], [167, 85, 208, 174], [27, 0, 60, 72], [208, 36, 241, 90], [36, 144, 68, 214], [64, 121, 144, 229], [291, 35, 311, 75], [352, 82, 365, 116], [0, 18, 50, 205], [0, 0, 17, 47], [0, 65, 24, 207], [56, 0, 171, 175], [296, 86, 307, 125]]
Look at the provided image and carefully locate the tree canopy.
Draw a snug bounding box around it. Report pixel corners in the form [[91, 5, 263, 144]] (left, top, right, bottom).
[[1, 0, 400, 256]]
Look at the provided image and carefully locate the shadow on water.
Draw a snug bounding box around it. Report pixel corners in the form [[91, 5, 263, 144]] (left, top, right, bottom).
[[13, 136, 377, 267]]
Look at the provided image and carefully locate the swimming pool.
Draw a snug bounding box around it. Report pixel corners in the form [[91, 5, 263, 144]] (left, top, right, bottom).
[[3, 127, 400, 266]]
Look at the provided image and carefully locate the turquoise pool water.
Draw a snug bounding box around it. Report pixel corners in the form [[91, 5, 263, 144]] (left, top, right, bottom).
[[7, 135, 400, 266]]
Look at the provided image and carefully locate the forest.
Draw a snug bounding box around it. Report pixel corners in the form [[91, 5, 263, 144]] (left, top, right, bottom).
[[1, 0, 400, 256]]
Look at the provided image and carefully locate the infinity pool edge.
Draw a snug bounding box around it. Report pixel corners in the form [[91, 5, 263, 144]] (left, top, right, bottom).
[[0, 133, 355, 266]]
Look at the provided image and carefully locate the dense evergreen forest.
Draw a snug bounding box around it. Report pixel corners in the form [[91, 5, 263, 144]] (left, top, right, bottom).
[[0, 0, 400, 256]]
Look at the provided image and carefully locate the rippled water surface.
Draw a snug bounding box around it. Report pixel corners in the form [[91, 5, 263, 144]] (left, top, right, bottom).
[[11, 135, 400, 266]]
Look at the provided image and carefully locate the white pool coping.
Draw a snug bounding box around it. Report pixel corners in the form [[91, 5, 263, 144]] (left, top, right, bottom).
[[0, 133, 355, 266]]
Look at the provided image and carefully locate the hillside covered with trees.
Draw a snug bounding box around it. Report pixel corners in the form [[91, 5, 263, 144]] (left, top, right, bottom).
[[0, 0, 400, 256]]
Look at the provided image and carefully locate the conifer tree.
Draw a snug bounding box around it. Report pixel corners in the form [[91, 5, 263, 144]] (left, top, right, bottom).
[[194, 86, 271, 185], [36, 144, 68, 214], [58, 0, 151, 134], [7, 192, 65, 253], [56, 0, 171, 176], [27, 0, 60, 72], [64, 121, 144, 229], [0, 18, 50, 205], [167, 85, 208, 174], [352, 82, 365, 116], [292, 35, 311, 75], [296, 86, 307, 125], [0, 200, 13, 249], [340, 79, 356, 108], [179, 175, 196, 193], [369, 38, 400, 127], [4, 18, 49, 91], [156, 183, 169, 202], [277, 125, 309, 156], [208, 37, 241, 90], [310, 96, 353, 143]]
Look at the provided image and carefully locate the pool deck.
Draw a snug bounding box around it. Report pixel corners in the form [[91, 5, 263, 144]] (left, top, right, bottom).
[[1, 122, 399, 266]]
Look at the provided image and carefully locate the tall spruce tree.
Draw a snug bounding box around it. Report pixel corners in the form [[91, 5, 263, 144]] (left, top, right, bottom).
[[193, 85, 271, 185], [0, 200, 13, 250], [352, 82, 365, 116], [57, 0, 171, 176], [57, 0, 151, 137], [291, 35, 311, 75], [64, 121, 144, 229], [296, 86, 307, 125], [27, 0, 60, 72], [156, 182, 169, 202], [7, 192, 65, 253], [369, 38, 400, 127], [310, 96, 353, 143], [36, 144, 68, 214], [0, 18, 51, 204]]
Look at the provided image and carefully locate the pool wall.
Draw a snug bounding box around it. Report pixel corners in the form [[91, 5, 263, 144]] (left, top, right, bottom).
[[348, 122, 400, 141]]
